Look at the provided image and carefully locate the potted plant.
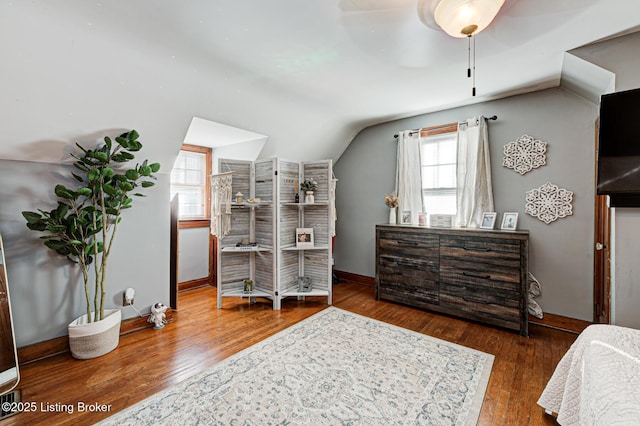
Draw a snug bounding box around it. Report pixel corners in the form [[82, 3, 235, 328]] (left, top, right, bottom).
[[300, 178, 318, 203], [22, 130, 160, 359], [384, 192, 399, 224]]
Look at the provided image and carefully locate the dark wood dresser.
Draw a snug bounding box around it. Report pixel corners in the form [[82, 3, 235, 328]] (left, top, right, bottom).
[[376, 224, 529, 336]]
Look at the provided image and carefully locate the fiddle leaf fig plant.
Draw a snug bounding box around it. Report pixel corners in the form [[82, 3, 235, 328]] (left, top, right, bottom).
[[22, 130, 160, 322]]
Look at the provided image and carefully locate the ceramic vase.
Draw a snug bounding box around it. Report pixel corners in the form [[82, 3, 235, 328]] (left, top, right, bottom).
[[305, 191, 315, 203]]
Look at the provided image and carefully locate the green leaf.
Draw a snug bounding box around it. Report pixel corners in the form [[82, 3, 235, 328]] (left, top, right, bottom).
[[103, 167, 114, 178], [26, 222, 47, 231], [139, 166, 151, 176], [127, 129, 140, 141], [103, 183, 117, 196], [141, 181, 155, 188], [125, 169, 139, 180], [87, 169, 100, 182], [133, 193, 146, 197], [94, 152, 109, 162], [44, 240, 65, 251], [73, 162, 89, 172], [54, 185, 75, 199], [104, 136, 112, 150], [22, 211, 42, 223], [120, 151, 135, 160], [149, 163, 161, 173], [53, 203, 69, 220], [71, 172, 84, 182], [118, 181, 134, 192], [76, 187, 92, 196], [106, 207, 119, 215], [115, 136, 129, 149]]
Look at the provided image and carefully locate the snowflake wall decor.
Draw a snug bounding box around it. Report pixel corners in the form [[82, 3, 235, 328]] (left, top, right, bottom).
[[525, 182, 573, 224], [503, 134, 547, 175]]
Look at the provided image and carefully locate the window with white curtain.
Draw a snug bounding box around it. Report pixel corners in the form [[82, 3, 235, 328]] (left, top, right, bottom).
[[420, 131, 457, 215], [170, 146, 211, 219]]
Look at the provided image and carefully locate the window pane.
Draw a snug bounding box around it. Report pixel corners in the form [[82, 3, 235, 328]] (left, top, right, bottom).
[[439, 139, 456, 163], [423, 190, 456, 215], [185, 169, 201, 185], [437, 164, 456, 188]]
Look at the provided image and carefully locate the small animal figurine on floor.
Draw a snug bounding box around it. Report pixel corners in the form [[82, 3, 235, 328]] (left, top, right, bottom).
[[149, 302, 168, 330]]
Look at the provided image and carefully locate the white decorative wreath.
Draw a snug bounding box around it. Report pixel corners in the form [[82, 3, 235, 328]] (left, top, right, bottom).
[[503, 134, 547, 175], [525, 182, 573, 224]]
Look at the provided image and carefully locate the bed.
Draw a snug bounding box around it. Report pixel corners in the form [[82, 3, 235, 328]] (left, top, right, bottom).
[[538, 324, 640, 425]]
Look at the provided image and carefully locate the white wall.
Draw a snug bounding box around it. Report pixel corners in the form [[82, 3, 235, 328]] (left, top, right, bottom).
[[178, 228, 210, 283], [571, 32, 640, 328], [334, 87, 598, 321], [0, 159, 170, 346]]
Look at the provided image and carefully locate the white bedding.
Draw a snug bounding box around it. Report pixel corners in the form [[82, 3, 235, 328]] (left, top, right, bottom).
[[538, 324, 640, 425]]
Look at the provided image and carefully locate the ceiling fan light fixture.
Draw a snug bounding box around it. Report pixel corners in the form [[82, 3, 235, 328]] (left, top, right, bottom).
[[434, 0, 505, 38]]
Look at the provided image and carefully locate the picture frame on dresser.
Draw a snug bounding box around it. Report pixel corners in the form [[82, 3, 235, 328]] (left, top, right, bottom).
[[480, 212, 497, 229], [501, 212, 519, 230], [296, 227, 314, 248], [401, 210, 411, 224]]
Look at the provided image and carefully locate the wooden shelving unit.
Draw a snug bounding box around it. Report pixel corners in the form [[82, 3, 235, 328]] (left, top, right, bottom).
[[216, 158, 333, 310]]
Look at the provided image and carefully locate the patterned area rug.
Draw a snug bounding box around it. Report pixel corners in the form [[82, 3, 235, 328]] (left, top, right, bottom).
[[99, 307, 493, 425]]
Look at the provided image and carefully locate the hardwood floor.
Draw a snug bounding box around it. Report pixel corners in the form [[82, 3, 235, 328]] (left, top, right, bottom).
[[2, 282, 575, 425]]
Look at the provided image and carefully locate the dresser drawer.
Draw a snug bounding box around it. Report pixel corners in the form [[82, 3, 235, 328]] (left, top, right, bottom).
[[439, 282, 521, 330], [439, 264, 521, 291], [440, 235, 521, 266], [378, 230, 439, 259], [378, 280, 439, 306]]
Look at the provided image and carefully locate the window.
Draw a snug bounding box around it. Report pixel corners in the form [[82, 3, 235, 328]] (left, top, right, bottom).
[[419, 124, 458, 215], [170, 144, 211, 219]]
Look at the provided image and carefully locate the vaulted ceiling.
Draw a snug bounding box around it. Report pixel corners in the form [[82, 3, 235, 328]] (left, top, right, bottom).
[[1, 0, 639, 170]]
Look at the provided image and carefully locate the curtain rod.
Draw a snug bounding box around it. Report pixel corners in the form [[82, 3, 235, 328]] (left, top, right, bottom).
[[393, 115, 497, 139]]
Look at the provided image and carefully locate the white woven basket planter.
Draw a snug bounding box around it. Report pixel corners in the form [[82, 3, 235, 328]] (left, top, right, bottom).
[[68, 309, 121, 360]]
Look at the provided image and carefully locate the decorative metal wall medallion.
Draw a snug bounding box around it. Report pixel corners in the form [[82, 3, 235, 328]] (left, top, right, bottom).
[[525, 182, 573, 224], [503, 134, 547, 175]]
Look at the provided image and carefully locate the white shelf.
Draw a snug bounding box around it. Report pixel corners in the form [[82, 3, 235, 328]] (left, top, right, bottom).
[[221, 246, 272, 253], [281, 245, 329, 251], [231, 201, 272, 208], [280, 288, 329, 297], [281, 202, 329, 207], [221, 289, 273, 298]]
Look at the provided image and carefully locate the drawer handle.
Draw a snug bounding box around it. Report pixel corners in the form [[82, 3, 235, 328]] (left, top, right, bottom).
[[396, 260, 419, 268], [463, 246, 491, 252], [463, 296, 490, 304], [462, 271, 491, 279], [397, 240, 419, 246]]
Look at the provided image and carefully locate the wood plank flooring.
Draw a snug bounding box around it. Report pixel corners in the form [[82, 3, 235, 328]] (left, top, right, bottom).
[[2, 282, 575, 425]]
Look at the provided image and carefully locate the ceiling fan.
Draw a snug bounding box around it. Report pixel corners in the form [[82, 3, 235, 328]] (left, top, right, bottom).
[[340, 0, 507, 95]]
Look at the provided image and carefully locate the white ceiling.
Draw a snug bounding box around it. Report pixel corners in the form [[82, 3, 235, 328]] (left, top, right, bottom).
[[1, 0, 639, 169]]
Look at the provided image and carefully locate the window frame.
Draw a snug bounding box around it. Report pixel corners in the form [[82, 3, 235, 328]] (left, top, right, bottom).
[[171, 144, 212, 228]]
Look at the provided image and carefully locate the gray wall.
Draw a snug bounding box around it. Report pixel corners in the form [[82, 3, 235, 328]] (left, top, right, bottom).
[[0, 159, 170, 347], [334, 87, 598, 321], [571, 32, 640, 328]]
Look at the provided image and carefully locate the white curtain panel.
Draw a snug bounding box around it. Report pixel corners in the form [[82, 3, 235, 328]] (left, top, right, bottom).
[[455, 116, 494, 227], [395, 131, 424, 224]]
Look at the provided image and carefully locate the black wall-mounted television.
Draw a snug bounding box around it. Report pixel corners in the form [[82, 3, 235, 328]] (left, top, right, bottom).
[[597, 87, 640, 207]]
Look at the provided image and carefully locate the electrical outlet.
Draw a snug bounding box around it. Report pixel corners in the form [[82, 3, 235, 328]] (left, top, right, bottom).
[[123, 288, 135, 306]]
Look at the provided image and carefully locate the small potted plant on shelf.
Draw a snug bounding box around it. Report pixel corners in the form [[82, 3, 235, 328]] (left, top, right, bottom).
[[384, 192, 399, 224], [300, 178, 318, 203], [22, 130, 160, 359]]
